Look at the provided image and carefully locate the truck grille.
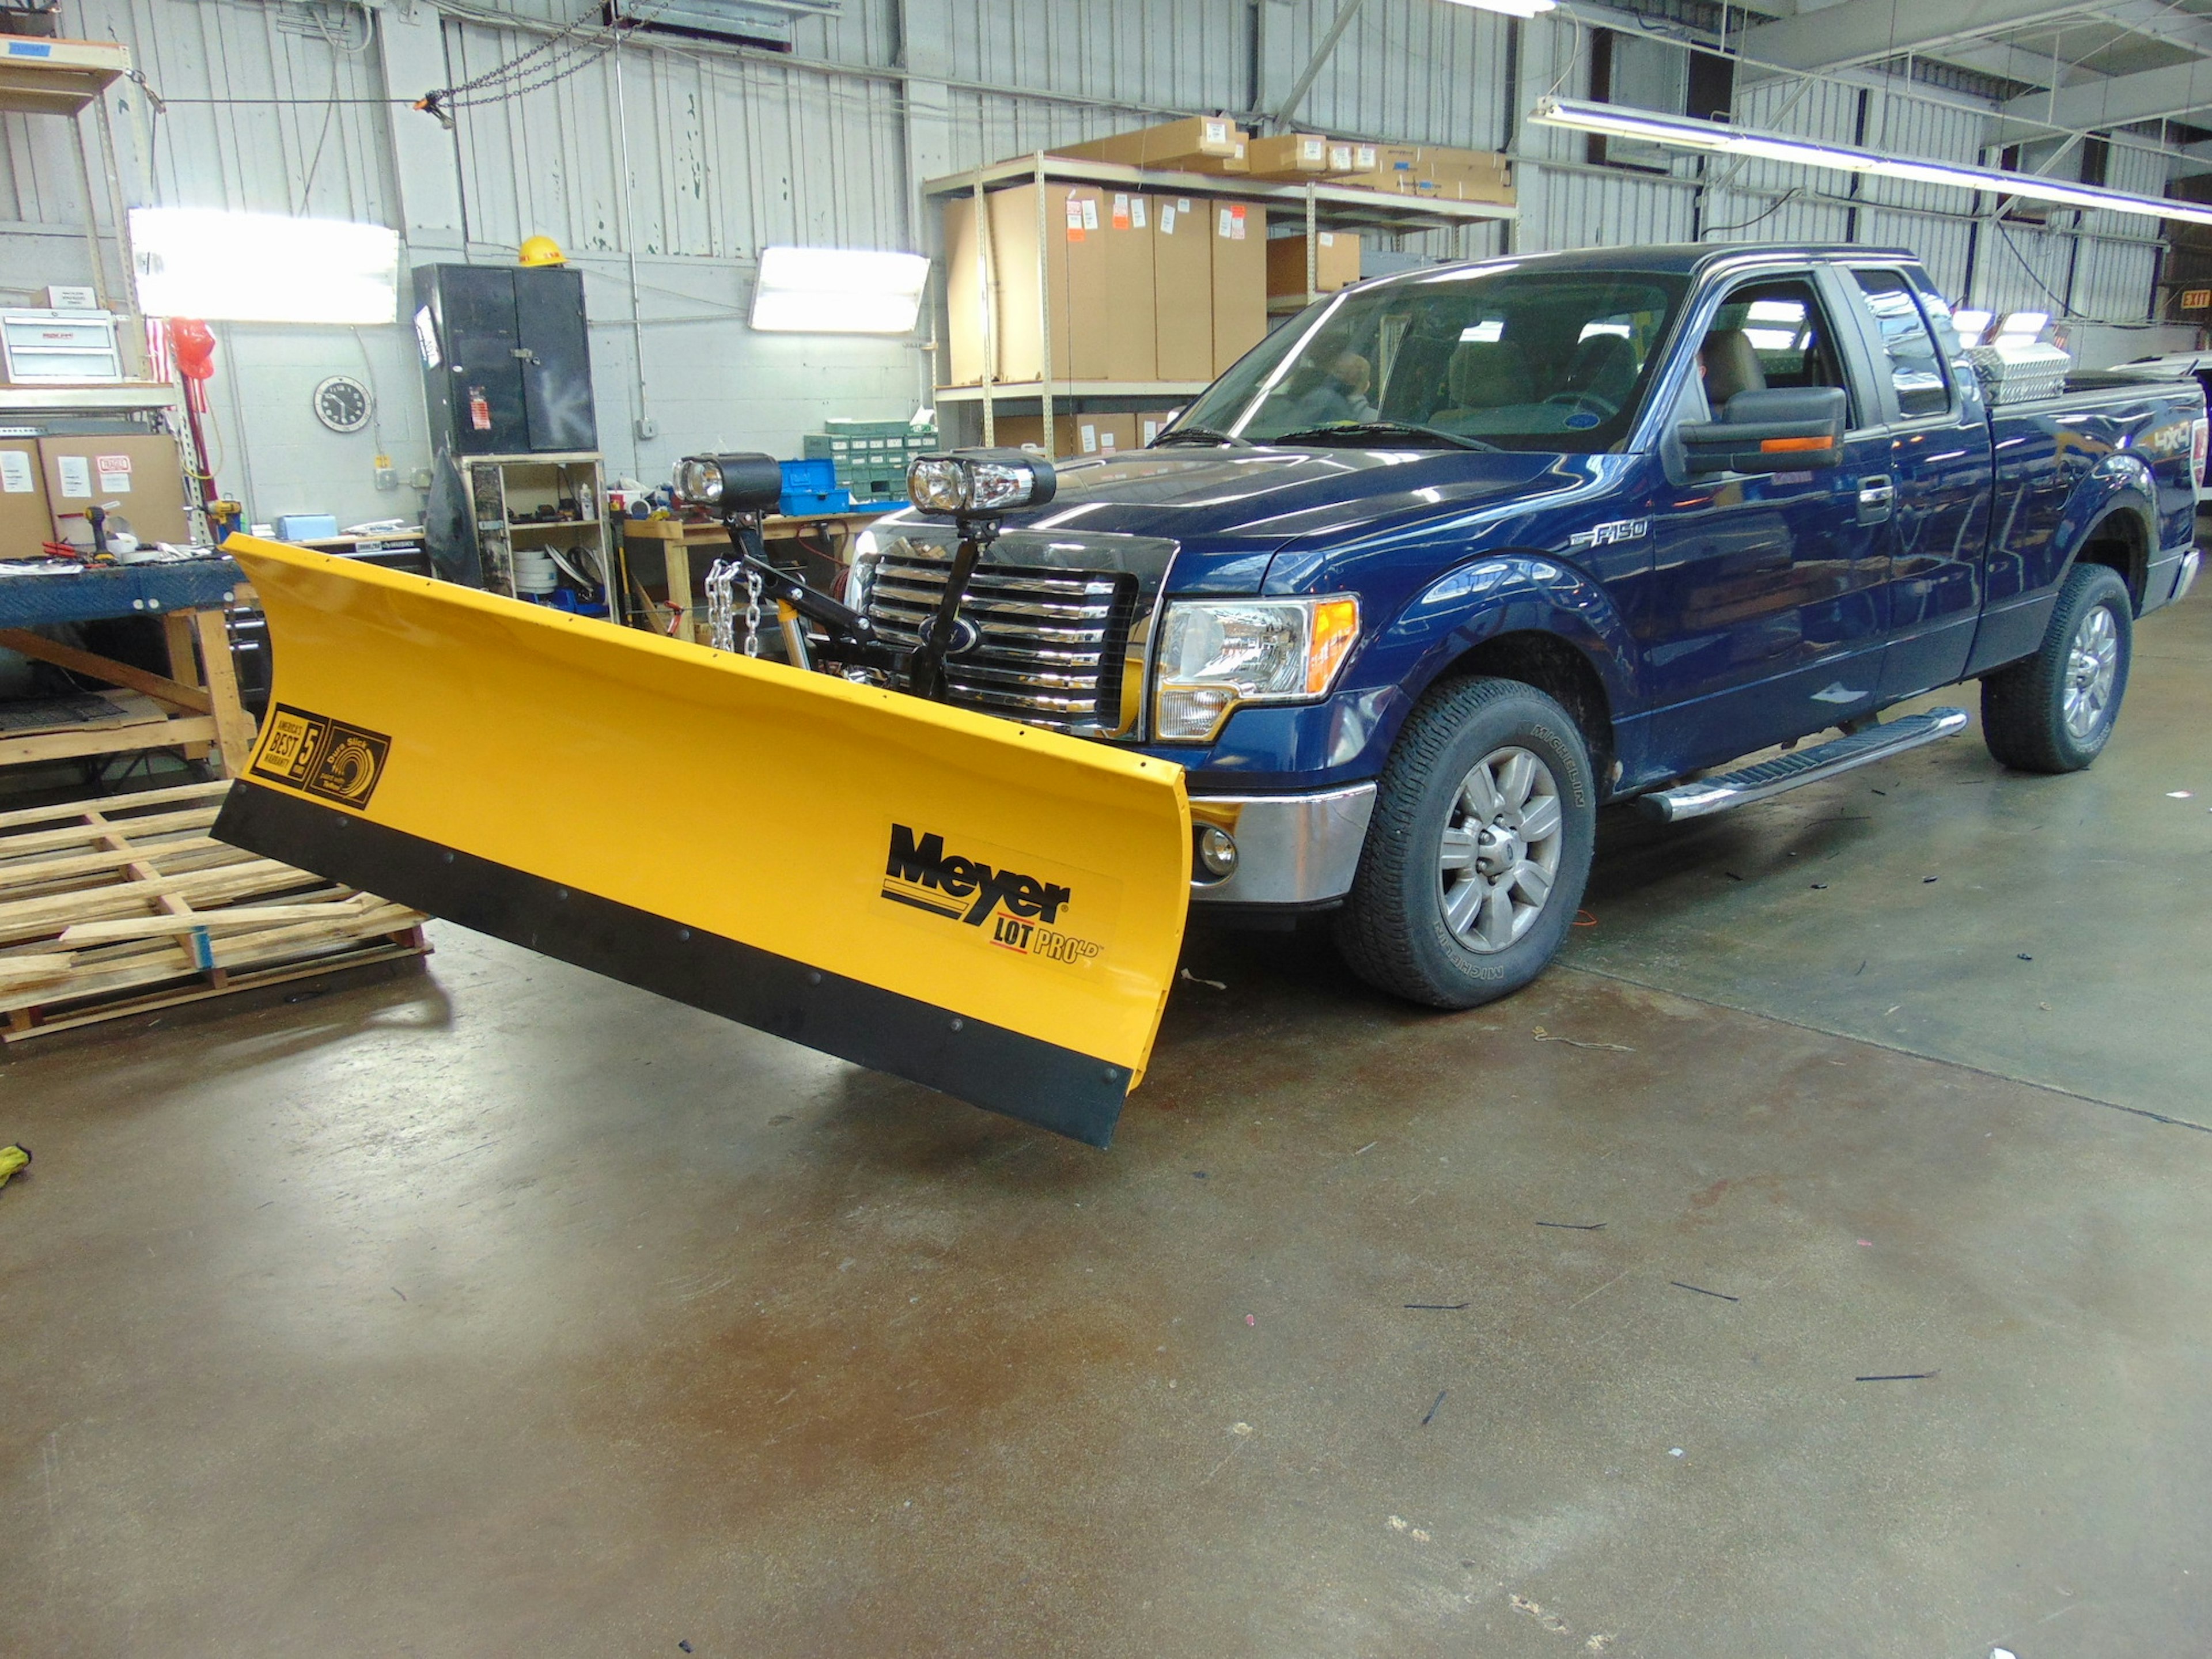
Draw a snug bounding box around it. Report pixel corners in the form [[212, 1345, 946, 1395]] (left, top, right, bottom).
[[862, 552, 1139, 735]]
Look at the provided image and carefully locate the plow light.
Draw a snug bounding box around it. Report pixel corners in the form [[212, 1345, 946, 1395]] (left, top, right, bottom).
[[907, 450, 1056, 518], [674, 453, 784, 514]]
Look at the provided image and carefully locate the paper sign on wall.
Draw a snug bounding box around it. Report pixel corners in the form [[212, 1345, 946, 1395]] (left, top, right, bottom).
[[0, 450, 32, 494], [56, 454, 92, 498], [96, 453, 133, 493]]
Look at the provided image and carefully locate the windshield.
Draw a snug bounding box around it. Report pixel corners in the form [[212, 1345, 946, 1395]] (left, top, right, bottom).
[[1176, 263, 1690, 453]]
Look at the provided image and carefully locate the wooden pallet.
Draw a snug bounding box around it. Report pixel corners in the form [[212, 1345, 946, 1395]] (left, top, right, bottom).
[[0, 780, 431, 1043]]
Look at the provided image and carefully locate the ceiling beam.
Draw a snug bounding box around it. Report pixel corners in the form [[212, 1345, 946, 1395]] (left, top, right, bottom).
[[1738, 0, 2112, 72], [2003, 58, 2212, 128]]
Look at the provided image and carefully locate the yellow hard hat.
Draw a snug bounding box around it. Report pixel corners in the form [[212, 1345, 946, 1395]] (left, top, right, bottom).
[[518, 235, 567, 268]]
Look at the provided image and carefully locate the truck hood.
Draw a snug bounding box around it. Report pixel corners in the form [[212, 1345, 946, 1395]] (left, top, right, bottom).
[[877, 446, 1590, 594]]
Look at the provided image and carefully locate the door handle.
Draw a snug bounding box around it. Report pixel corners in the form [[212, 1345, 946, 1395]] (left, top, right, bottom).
[[1858, 474, 1895, 524]]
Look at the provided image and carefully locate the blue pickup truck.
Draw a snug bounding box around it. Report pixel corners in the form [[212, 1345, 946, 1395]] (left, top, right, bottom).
[[851, 243, 2206, 1007]]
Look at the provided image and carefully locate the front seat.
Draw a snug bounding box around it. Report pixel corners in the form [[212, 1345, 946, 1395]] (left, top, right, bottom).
[[1562, 332, 1638, 406], [1699, 327, 1767, 408]]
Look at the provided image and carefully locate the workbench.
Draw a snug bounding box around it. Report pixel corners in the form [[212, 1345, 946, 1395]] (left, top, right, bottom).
[[0, 556, 256, 775], [622, 509, 891, 643]]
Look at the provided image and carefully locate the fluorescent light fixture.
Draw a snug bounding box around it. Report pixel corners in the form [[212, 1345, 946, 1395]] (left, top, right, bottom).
[[751, 246, 930, 334], [1950, 308, 1994, 346], [130, 208, 400, 324], [1443, 0, 1557, 14], [1996, 310, 2049, 339], [1527, 97, 2212, 228]]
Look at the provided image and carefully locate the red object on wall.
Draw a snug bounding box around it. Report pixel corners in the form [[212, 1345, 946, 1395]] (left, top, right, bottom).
[[170, 318, 217, 383]]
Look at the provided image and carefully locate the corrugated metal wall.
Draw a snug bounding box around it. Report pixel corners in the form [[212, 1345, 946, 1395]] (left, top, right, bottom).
[[0, 0, 2184, 517]]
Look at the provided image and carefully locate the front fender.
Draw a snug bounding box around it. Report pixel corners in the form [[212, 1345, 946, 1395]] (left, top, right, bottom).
[[1382, 552, 1643, 714], [1159, 553, 1643, 793]]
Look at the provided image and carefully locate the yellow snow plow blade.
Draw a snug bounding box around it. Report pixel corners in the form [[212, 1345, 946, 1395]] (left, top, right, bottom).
[[213, 536, 1190, 1147]]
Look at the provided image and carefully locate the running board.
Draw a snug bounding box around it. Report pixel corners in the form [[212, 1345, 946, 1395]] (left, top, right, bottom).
[[1641, 707, 1970, 823]]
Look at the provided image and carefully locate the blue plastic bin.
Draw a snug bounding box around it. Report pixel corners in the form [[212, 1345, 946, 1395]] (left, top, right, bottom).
[[778, 486, 853, 517]]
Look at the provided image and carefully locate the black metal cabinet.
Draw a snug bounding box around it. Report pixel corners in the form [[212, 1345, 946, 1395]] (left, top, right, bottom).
[[414, 264, 596, 456]]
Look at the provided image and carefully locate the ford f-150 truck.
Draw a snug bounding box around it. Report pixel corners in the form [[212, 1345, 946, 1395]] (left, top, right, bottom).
[[214, 241, 2208, 1146], [847, 243, 2206, 1009]]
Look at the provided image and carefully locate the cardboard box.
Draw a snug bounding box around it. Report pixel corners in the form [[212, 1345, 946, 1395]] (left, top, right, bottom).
[[1246, 133, 1330, 179], [990, 411, 1136, 459], [1334, 145, 1513, 204], [989, 414, 1075, 457], [0, 438, 51, 555], [1101, 191, 1157, 381], [1324, 141, 1380, 176], [943, 190, 990, 386], [1081, 412, 1138, 457], [1055, 116, 1247, 171], [1136, 410, 1181, 446], [1152, 194, 1214, 382], [944, 183, 1115, 384], [1210, 202, 1267, 375], [945, 184, 1162, 384], [38, 434, 190, 545], [1267, 232, 1362, 299]]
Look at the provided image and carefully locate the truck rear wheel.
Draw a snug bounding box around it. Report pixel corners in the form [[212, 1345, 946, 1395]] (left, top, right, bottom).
[[1335, 677, 1596, 1009], [1981, 563, 2133, 774]]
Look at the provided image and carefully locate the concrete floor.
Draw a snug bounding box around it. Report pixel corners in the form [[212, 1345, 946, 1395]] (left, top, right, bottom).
[[5, 597, 2210, 1658]]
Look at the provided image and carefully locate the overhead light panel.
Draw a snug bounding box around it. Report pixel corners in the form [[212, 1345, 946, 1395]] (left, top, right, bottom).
[[1441, 0, 1557, 15], [129, 208, 400, 325], [751, 246, 930, 334], [1950, 308, 1994, 347], [1527, 97, 2212, 228]]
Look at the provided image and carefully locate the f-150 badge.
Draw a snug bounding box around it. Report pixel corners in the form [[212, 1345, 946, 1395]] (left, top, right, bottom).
[[1569, 519, 1650, 550]]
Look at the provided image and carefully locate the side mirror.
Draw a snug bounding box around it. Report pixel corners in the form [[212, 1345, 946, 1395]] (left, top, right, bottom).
[[1680, 386, 1846, 475]]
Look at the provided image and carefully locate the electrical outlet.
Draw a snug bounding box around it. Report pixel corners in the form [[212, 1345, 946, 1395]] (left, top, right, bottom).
[[635, 416, 659, 441]]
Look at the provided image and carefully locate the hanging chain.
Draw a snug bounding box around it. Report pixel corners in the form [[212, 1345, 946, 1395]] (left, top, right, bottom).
[[704, 558, 738, 652], [743, 565, 764, 657], [704, 558, 766, 657]]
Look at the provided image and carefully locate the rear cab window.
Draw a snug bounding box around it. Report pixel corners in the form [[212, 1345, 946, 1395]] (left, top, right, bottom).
[[1847, 268, 1952, 418]]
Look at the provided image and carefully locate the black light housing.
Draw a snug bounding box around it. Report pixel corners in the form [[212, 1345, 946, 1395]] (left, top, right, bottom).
[[674, 452, 784, 513], [906, 449, 1056, 518]]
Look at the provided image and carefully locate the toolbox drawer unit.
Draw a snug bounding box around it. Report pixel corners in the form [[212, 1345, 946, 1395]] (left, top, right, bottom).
[[802, 420, 937, 503]]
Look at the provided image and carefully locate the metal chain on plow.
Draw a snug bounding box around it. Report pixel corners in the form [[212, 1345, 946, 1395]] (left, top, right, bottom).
[[703, 559, 765, 657]]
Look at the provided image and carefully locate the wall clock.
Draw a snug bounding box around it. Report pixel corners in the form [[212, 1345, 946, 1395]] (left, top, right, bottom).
[[313, 374, 373, 434]]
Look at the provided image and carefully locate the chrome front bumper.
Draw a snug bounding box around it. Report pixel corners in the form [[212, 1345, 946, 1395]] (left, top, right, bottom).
[[1187, 783, 1378, 907]]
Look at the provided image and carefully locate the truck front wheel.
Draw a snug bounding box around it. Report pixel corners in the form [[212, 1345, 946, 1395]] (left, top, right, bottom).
[[1335, 677, 1597, 1009], [1980, 562, 2133, 774]]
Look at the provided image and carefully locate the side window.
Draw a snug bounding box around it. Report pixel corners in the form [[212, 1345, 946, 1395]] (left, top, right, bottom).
[[1850, 269, 1951, 418], [1692, 277, 1854, 424]]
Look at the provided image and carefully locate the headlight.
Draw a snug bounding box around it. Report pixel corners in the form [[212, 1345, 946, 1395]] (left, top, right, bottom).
[[674, 457, 723, 506], [673, 453, 782, 512], [906, 449, 1056, 516], [1154, 596, 1360, 742]]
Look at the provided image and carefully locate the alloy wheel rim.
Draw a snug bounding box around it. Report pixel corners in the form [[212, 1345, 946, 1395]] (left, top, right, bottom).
[[1438, 745, 1564, 954], [2062, 604, 2120, 742]]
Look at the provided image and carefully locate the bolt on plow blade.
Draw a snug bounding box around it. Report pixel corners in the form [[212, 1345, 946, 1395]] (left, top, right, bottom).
[[213, 536, 1191, 1147]]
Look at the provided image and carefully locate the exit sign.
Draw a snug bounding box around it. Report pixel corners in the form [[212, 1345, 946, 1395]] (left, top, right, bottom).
[[2184, 288, 2212, 310]]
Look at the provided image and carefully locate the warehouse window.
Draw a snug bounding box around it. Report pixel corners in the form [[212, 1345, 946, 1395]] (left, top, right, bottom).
[[1849, 268, 1952, 417]]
